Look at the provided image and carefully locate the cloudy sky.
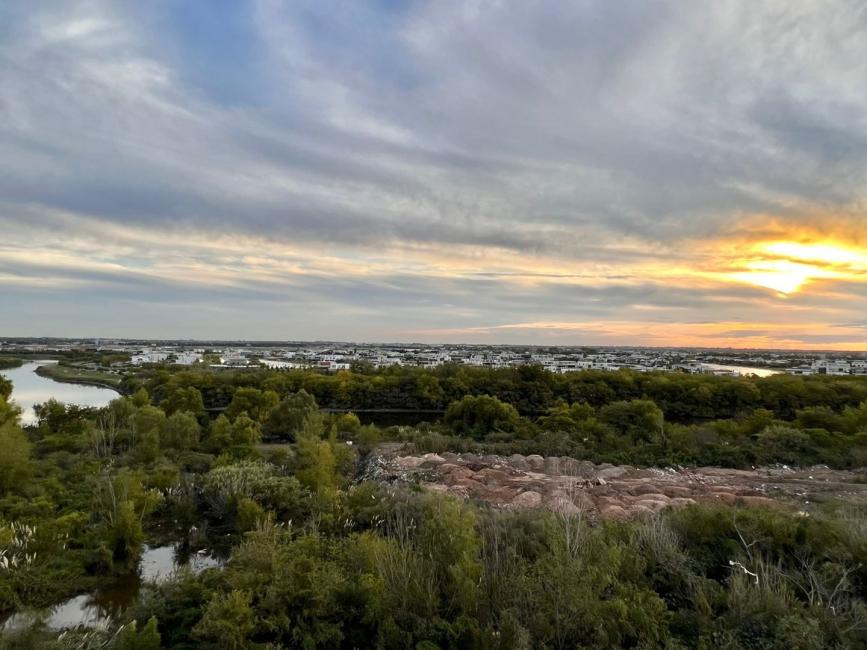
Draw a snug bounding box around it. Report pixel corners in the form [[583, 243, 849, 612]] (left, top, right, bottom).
[[2, 1, 867, 348]]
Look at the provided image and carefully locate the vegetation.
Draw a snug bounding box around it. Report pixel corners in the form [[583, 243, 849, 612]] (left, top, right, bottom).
[[131, 365, 867, 468], [35, 362, 124, 389], [0, 358, 23, 370], [0, 364, 865, 648]]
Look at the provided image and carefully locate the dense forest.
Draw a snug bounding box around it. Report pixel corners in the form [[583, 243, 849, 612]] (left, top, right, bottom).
[[132, 365, 867, 468], [0, 365, 865, 648]]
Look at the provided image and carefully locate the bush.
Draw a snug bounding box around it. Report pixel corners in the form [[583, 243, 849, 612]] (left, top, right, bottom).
[[444, 395, 522, 439]]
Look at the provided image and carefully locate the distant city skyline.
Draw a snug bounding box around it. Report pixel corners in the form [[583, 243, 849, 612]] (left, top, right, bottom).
[[3, 2, 867, 349]]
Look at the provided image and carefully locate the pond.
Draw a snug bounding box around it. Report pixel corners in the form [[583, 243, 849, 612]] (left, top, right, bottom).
[[1, 543, 223, 632], [700, 363, 781, 378], [1, 361, 119, 425]]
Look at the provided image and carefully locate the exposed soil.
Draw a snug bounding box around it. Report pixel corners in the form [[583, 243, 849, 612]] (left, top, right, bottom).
[[359, 446, 867, 520]]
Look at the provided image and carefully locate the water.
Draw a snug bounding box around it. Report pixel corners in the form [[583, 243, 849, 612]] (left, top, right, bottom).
[[700, 363, 781, 378], [1, 544, 222, 632], [1, 361, 118, 425]]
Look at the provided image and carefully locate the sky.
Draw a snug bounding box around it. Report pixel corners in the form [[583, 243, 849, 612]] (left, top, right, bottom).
[[2, 0, 867, 349]]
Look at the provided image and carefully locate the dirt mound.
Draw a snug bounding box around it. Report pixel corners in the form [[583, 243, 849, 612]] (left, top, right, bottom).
[[360, 449, 867, 520]]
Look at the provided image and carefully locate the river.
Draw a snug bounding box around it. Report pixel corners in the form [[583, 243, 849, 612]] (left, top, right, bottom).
[[1, 361, 119, 425]]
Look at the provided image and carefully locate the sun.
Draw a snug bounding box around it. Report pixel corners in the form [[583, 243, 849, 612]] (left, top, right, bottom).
[[724, 240, 865, 295], [728, 260, 818, 295]]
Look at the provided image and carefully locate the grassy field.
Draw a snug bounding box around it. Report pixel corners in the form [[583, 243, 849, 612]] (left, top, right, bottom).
[[35, 363, 124, 389]]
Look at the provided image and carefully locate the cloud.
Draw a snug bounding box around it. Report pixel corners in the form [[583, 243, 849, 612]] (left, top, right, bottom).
[[1, 0, 867, 346]]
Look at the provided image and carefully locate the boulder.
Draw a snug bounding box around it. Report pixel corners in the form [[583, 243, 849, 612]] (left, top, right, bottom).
[[736, 496, 780, 509], [475, 468, 513, 485], [395, 456, 425, 469], [600, 505, 628, 520], [512, 491, 543, 508], [634, 499, 668, 513], [597, 466, 629, 481], [550, 496, 582, 516], [661, 486, 693, 499]]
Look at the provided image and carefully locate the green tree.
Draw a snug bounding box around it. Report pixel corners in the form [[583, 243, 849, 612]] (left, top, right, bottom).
[[161, 386, 204, 417], [0, 375, 12, 401], [94, 471, 158, 571], [160, 411, 200, 450], [193, 590, 255, 650], [295, 416, 338, 497], [0, 392, 21, 427], [231, 413, 261, 446], [263, 390, 319, 441], [538, 401, 595, 433], [131, 387, 151, 407], [132, 405, 166, 441], [335, 412, 361, 437], [444, 395, 522, 438], [205, 414, 234, 453], [0, 401, 31, 495], [599, 399, 665, 443], [226, 387, 279, 424]]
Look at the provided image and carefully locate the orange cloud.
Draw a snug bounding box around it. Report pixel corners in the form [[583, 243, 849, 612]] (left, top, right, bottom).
[[412, 320, 867, 351]]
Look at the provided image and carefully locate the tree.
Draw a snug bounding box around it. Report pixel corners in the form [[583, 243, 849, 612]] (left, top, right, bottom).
[[263, 390, 319, 441], [161, 386, 204, 416], [335, 412, 361, 437], [231, 413, 261, 446], [226, 387, 279, 423], [0, 375, 12, 401], [206, 414, 234, 454], [93, 470, 159, 571], [193, 590, 255, 650], [160, 411, 200, 450], [538, 401, 595, 433], [0, 392, 21, 427], [0, 401, 31, 495], [131, 387, 151, 407], [132, 405, 166, 441], [444, 395, 522, 438], [599, 399, 665, 443], [295, 415, 338, 497]]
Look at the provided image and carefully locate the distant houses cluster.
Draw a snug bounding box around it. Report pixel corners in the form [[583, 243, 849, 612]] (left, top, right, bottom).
[[123, 345, 867, 377], [3, 339, 866, 377]]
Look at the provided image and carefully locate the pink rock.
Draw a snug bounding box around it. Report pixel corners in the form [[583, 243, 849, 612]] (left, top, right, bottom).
[[600, 505, 628, 520], [512, 491, 543, 508]]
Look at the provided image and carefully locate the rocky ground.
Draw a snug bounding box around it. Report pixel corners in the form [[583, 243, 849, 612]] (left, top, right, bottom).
[[358, 446, 867, 520]]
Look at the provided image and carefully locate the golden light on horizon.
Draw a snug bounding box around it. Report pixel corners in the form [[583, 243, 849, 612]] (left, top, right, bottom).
[[723, 239, 867, 295]]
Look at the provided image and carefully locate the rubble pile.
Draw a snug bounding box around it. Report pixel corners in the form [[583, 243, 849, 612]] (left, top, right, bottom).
[[360, 448, 867, 520]]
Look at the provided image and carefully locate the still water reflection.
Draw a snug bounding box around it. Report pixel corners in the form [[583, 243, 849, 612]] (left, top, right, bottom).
[[1, 361, 118, 425], [2, 544, 222, 631]]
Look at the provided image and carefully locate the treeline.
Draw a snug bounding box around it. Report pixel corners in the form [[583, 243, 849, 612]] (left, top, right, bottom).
[[415, 394, 867, 469], [130, 364, 867, 422], [128, 366, 867, 469]]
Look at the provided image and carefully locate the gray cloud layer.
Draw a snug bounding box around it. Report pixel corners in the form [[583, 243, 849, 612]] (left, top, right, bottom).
[[1, 0, 866, 345]]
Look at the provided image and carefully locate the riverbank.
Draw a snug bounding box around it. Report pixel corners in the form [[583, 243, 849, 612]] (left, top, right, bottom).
[[34, 363, 124, 391]]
